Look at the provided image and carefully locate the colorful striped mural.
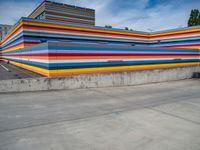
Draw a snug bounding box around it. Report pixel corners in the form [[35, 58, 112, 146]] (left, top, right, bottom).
[[0, 1, 199, 77], [29, 0, 95, 26], [1, 40, 199, 77]]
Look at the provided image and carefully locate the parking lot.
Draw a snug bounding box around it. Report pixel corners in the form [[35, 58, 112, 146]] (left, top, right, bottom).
[[0, 79, 199, 150], [0, 61, 42, 80]]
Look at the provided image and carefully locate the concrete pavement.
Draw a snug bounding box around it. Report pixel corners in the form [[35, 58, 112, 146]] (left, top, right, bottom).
[[0, 61, 42, 80], [0, 79, 200, 150]]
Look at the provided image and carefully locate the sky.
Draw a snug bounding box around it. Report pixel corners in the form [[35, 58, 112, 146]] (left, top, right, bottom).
[[0, 0, 200, 32]]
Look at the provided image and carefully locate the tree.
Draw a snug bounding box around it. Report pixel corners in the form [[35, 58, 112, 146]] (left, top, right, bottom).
[[124, 27, 133, 31], [188, 9, 200, 27], [105, 25, 112, 28], [124, 27, 129, 30], [198, 13, 200, 25]]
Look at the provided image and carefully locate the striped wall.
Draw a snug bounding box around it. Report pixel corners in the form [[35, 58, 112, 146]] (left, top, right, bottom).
[[2, 18, 200, 51], [1, 42, 199, 77], [29, 0, 95, 26], [0, 17, 199, 77]]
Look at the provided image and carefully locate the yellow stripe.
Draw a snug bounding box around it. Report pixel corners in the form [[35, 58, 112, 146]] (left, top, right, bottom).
[[2, 19, 200, 46], [1, 19, 200, 51], [22, 20, 148, 37], [172, 46, 200, 49], [1, 22, 23, 44], [3, 60, 198, 77], [150, 28, 200, 37], [6, 60, 50, 76], [48, 62, 198, 74], [23, 20, 200, 38], [2, 44, 25, 53]]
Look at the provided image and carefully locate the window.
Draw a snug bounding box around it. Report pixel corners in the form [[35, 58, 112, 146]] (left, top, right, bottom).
[[36, 12, 45, 20]]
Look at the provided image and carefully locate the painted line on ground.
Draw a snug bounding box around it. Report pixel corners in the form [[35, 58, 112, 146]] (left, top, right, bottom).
[[7, 63, 36, 78], [0, 64, 10, 72]]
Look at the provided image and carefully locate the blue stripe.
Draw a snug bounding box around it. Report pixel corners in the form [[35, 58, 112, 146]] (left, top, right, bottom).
[[5, 57, 199, 68]]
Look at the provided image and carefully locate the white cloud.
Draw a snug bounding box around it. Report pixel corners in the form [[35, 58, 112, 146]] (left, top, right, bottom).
[[0, 1, 39, 25], [0, 0, 200, 31], [59, 0, 200, 31]]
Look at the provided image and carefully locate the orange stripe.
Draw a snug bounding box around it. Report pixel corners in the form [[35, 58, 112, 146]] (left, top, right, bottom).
[[46, 17, 94, 25], [50, 63, 198, 76], [23, 25, 148, 40]]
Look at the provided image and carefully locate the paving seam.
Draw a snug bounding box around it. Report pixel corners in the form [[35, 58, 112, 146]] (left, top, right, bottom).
[[91, 88, 200, 125], [0, 105, 144, 134], [149, 107, 200, 125], [1, 94, 199, 134]]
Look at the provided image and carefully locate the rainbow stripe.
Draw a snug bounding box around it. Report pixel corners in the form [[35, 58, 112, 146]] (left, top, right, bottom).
[[29, 0, 95, 26], [1, 42, 199, 77], [0, 17, 199, 77]]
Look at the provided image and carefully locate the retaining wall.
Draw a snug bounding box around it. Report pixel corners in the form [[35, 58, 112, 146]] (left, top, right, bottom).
[[0, 66, 199, 93]]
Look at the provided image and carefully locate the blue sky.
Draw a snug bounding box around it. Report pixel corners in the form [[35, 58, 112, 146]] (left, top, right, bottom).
[[0, 0, 200, 31]]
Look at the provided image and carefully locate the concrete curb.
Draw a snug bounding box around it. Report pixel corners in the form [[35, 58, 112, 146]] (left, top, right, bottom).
[[0, 66, 199, 93]]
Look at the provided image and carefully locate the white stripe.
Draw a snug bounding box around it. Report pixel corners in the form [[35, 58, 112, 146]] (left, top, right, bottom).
[[3, 56, 197, 64], [23, 29, 200, 42], [0, 64, 10, 71], [23, 29, 147, 41]]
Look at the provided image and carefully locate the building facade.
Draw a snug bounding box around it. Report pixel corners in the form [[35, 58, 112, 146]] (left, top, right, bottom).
[[29, 0, 95, 26], [0, 0, 199, 76]]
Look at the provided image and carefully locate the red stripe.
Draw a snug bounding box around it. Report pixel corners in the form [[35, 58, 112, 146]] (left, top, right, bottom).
[[5, 53, 198, 57], [3, 41, 41, 51]]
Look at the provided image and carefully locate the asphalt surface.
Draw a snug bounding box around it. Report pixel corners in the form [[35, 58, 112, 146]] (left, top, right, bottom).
[[0, 61, 42, 80], [0, 79, 200, 150]]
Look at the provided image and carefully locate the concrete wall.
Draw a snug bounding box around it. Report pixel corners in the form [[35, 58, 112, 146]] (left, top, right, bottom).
[[0, 66, 199, 93]]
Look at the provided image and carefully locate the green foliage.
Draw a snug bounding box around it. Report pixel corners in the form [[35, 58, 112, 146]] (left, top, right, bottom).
[[124, 27, 133, 31], [124, 27, 129, 30], [198, 14, 200, 25], [105, 25, 112, 28], [188, 9, 200, 27]]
